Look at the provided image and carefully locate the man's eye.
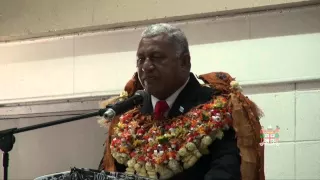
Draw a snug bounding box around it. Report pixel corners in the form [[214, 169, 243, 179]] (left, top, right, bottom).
[[137, 58, 144, 64], [152, 54, 163, 59]]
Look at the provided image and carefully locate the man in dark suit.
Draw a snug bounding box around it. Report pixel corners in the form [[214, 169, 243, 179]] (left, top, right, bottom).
[[122, 23, 241, 180], [100, 24, 258, 180]]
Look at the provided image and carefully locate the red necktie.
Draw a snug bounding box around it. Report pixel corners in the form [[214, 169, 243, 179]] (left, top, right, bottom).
[[154, 100, 169, 120]]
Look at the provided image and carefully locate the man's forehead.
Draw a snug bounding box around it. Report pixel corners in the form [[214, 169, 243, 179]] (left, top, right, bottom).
[[139, 34, 170, 44], [137, 34, 172, 51]]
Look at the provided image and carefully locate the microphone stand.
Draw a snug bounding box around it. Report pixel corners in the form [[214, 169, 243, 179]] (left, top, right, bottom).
[[0, 108, 108, 180]]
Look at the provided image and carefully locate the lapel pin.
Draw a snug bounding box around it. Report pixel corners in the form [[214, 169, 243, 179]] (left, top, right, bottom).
[[179, 106, 184, 113]]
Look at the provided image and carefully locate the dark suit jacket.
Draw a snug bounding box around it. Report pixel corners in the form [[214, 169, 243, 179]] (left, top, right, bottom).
[[115, 73, 241, 180]]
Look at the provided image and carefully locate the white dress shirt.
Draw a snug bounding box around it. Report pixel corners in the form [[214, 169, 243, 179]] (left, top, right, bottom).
[[151, 77, 190, 115]]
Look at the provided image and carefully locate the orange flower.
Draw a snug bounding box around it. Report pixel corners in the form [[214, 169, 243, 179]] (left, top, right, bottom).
[[119, 147, 129, 153], [198, 126, 206, 135], [202, 103, 214, 110], [191, 120, 198, 127]]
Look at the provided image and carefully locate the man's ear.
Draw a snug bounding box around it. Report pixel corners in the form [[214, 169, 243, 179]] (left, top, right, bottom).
[[179, 53, 191, 70]]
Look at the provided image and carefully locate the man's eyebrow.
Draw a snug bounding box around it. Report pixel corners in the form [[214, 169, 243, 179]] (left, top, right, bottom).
[[136, 52, 143, 57]]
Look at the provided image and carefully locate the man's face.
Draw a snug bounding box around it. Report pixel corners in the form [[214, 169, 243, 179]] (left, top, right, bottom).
[[136, 34, 187, 99]]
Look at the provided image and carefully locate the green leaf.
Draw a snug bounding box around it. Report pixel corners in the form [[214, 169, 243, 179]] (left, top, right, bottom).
[[202, 112, 209, 121], [157, 136, 169, 144]]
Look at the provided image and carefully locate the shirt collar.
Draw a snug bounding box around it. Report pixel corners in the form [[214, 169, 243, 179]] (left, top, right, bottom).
[[151, 77, 190, 110]]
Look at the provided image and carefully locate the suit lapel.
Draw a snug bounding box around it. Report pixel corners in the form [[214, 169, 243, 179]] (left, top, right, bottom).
[[168, 73, 206, 118], [139, 93, 153, 115], [139, 73, 217, 117]]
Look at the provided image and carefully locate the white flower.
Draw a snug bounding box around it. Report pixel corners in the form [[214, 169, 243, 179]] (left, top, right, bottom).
[[186, 142, 196, 151], [134, 163, 142, 171], [155, 165, 174, 179], [183, 156, 198, 169], [127, 159, 136, 167], [201, 136, 213, 146], [145, 162, 155, 171], [178, 147, 187, 156], [168, 159, 183, 174], [212, 115, 221, 122], [137, 165, 147, 177], [125, 167, 135, 175], [230, 81, 242, 91], [216, 130, 224, 140]]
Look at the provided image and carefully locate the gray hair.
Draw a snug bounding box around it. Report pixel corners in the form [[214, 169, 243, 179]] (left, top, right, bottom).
[[141, 23, 189, 57]]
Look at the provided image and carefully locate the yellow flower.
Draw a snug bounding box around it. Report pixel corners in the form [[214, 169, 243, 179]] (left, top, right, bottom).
[[133, 140, 144, 147], [230, 81, 242, 91], [119, 91, 129, 99], [118, 122, 127, 129], [213, 97, 227, 108]]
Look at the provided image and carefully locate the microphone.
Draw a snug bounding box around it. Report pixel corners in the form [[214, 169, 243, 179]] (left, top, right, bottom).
[[103, 90, 146, 120]]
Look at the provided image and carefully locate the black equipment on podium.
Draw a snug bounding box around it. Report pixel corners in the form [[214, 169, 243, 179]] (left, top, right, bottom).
[[35, 167, 151, 180]]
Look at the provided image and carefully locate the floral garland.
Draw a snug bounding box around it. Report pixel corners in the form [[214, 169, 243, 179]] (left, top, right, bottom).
[[99, 81, 242, 180]]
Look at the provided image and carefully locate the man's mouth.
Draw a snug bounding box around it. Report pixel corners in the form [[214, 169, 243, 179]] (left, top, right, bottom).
[[144, 76, 156, 81], [143, 77, 157, 85]]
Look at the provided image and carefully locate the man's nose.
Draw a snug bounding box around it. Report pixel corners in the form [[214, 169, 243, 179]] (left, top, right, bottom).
[[142, 58, 155, 72]]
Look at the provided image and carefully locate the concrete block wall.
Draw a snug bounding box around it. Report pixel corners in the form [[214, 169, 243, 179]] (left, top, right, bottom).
[[244, 82, 320, 179], [0, 103, 108, 180], [1, 5, 320, 180], [0, 0, 318, 41], [1, 5, 320, 104]]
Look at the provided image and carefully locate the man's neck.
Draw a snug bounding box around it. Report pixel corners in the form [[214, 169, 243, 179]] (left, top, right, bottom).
[[151, 77, 190, 111]]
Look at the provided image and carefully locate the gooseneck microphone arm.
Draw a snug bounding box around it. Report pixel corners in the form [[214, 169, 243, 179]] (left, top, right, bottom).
[[0, 111, 105, 180], [103, 90, 145, 120], [0, 90, 146, 180]]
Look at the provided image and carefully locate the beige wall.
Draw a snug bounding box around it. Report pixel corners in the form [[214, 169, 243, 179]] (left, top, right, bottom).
[[1, 2, 320, 180], [1, 5, 320, 104], [0, 99, 108, 180], [0, 0, 319, 41], [0, 5, 320, 179]]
